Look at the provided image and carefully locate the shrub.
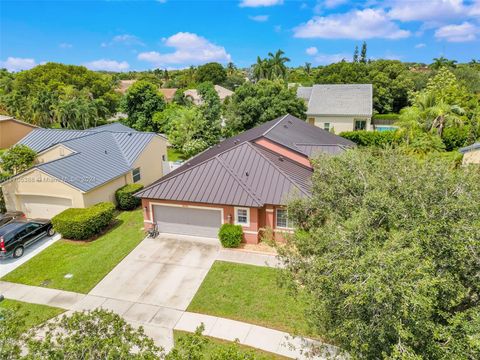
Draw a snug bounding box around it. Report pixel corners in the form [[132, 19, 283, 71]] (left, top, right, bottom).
[[52, 202, 115, 240], [115, 184, 144, 210], [218, 224, 243, 248], [340, 130, 401, 147], [372, 113, 400, 121], [441, 126, 470, 151]]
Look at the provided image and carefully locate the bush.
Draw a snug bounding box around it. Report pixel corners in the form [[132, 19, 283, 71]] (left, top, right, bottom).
[[218, 224, 243, 248], [340, 130, 401, 147], [115, 184, 144, 210], [372, 113, 400, 121], [441, 126, 470, 151], [52, 202, 115, 240]]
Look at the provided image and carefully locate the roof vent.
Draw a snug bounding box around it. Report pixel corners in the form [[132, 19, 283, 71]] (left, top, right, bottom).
[[245, 171, 249, 177], [217, 144, 221, 148], [105, 150, 108, 155], [128, 132, 132, 136], [279, 157, 284, 162], [283, 124, 288, 129], [187, 162, 191, 166], [288, 120, 293, 124]]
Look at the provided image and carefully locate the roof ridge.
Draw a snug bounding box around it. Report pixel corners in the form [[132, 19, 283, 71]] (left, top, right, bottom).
[[111, 132, 156, 166], [262, 114, 289, 137], [247, 142, 310, 197]]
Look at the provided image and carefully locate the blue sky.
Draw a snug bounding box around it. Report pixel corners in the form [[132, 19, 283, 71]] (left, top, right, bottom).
[[1, 0, 479, 72]]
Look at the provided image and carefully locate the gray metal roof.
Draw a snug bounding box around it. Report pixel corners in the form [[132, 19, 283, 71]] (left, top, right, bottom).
[[459, 142, 480, 153], [296, 87, 312, 101], [299, 84, 373, 117], [137, 114, 352, 206], [90, 123, 137, 133]]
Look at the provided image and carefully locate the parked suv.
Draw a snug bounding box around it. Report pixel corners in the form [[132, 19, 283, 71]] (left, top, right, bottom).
[[0, 211, 25, 228], [0, 219, 55, 259]]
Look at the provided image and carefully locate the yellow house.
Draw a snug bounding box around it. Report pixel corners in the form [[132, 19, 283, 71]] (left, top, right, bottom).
[[0, 115, 37, 149], [1, 123, 168, 218], [459, 143, 480, 165]]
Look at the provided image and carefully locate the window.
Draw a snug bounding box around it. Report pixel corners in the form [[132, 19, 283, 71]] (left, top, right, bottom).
[[234, 207, 250, 226], [276, 209, 291, 229], [324, 123, 330, 131], [354, 119, 367, 131], [132, 168, 141, 183]]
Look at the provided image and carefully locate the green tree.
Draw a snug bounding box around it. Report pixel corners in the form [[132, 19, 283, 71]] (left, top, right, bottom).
[[195, 62, 227, 85], [252, 56, 270, 81], [430, 56, 457, 70], [360, 41, 367, 63], [224, 80, 307, 134], [267, 49, 290, 79], [0, 145, 36, 175], [281, 149, 480, 359], [122, 80, 166, 131], [303, 62, 312, 76], [353, 45, 359, 63]]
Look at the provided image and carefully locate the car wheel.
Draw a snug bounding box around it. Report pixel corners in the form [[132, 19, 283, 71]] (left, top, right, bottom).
[[47, 227, 56, 237], [13, 246, 24, 258]]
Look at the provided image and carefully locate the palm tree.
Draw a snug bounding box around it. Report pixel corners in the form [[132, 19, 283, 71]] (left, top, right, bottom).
[[227, 62, 236, 76], [267, 49, 290, 79], [304, 62, 312, 76], [252, 56, 270, 81], [430, 56, 457, 70]]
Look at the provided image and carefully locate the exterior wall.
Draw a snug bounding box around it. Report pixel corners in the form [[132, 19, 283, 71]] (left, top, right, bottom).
[[307, 115, 372, 133], [261, 205, 293, 243], [82, 174, 129, 207], [1, 169, 85, 214], [141, 198, 261, 244], [36, 145, 74, 164], [254, 138, 312, 168], [127, 136, 167, 187], [462, 149, 480, 165], [0, 120, 36, 148]]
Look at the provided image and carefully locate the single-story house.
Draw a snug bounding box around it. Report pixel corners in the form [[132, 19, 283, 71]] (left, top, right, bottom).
[[459, 142, 480, 165], [136, 114, 355, 243], [117, 80, 177, 103], [1, 123, 168, 219], [297, 84, 373, 133], [184, 85, 234, 105], [0, 115, 37, 149]]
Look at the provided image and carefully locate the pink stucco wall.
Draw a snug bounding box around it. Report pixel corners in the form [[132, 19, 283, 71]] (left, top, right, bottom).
[[254, 138, 312, 168]]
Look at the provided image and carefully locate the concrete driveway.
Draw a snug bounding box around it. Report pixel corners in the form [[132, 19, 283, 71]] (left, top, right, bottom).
[[89, 235, 219, 310], [0, 234, 61, 277]]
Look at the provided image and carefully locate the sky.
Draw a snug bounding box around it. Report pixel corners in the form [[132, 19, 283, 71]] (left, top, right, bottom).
[[0, 0, 479, 72]]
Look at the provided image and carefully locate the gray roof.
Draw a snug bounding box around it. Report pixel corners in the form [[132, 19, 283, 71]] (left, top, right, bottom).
[[90, 123, 137, 133], [12, 123, 158, 192], [137, 114, 354, 206], [459, 142, 480, 153], [298, 84, 373, 117]]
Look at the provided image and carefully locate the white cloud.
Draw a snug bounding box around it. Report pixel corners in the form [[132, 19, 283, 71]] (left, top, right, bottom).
[[313, 53, 350, 64], [138, 32, 231, 67], [388, 0, 470, 22], [294, 9, 410, 39], [239, 0, 283, 8], [0, 57, 36, 72], [306, 46, 318, 55], [324, 0, 348, 8], [435, 21, 479, 42], [249, 15, 269, 22], [84, 59, 130, 72], [59, 43, 73, 49], [415, 43, 426, 48], [102, 34, 144, 47]]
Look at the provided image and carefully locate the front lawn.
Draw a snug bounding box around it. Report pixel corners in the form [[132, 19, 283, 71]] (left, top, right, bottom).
[[167, 147, 184, 162], [173, 330, 289, 360], [0, 299, 64, 332], [187, 261, 315, 337], [2, 209, 144, 293]]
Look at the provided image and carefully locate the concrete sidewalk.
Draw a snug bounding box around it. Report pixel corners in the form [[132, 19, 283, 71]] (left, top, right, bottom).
[[0, 280, 329, 359]]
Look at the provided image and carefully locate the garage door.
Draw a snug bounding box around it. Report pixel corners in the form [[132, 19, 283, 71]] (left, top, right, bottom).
[[153, 205, 222, 238], [19, 195, 72, 219]]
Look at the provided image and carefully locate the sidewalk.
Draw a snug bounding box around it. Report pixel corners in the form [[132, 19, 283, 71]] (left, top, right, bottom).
[[0, 280, 327, 359]]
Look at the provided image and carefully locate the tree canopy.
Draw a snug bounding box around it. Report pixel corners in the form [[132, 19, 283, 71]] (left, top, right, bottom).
[[280, 149, 480, 359], [195, 62, 227, 85]]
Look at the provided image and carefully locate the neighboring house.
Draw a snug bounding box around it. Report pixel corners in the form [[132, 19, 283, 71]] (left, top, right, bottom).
[[0, 115, 37, 149], [117, 80, 136, 94], [184, 85, 234, 105], [297, 84, 373, 133], [117, 80, 177, 103], [159, 88, 178, 103], [1, 123, 168, 219], [136, 114, 355, 243], [459, 142, 480, 165]]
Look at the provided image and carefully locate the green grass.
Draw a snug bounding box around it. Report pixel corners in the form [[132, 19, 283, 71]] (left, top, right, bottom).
[[187, 261, 315, 337], [173, 330, 289, 360], [167, 147, 185, 162], [0, 299, 64, 332], [2, 209, 145, 293]]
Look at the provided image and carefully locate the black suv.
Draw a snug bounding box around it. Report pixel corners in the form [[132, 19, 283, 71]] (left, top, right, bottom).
[[0, 211, 25, 228], [0, 219, 55, 259]]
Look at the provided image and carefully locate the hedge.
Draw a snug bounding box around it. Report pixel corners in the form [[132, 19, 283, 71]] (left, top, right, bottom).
[[51, 202, 116, 240], [218, 224, 243, 248], [340, 130, 402, 147], [115, 183, 144, 210], [372, 113, 400, 121], [441, 126, 471, 151]]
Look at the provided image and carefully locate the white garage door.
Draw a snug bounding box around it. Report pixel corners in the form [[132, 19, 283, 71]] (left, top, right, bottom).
[[153, 205, 222, 238], [19, 195, 72, 219]]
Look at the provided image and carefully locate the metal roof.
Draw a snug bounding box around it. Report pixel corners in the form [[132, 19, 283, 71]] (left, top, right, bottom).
[[459, 142, 480, 153], [137, 114, 352, 206], [90, 123, 137, 133], [298, 84, 373, 117]]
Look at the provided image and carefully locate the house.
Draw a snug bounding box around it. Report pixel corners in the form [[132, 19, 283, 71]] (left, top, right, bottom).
[[1, 123, 168, 219], [117, 80, 136, 94], [117, 80, 177, 103], [184, 85, 234, 105], [159, 88, 178, 103], [136, 114, 355, 243], [0, 115, 37, 149], [459, 143, 480, 165], [297, 84, 373, 133]]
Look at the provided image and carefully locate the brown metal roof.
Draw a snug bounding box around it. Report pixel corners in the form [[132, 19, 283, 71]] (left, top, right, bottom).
[[137, 114, 354, 206]]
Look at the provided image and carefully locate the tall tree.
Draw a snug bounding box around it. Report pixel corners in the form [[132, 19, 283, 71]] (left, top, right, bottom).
[[353, 45, 359, 63], [360, 41, 367, 63], [195, 62, 226, 84], [267, 49, 290, 79], [304, 62, 312, 75]]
